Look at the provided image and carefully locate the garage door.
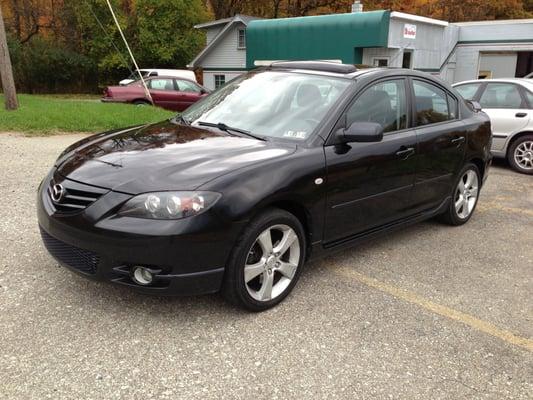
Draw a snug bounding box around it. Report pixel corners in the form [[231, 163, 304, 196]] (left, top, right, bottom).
[[479, 52, 517, 79]]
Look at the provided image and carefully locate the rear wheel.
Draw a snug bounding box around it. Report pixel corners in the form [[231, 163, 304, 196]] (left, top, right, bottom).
[[133, 100, 151, 107], [438, 163, 480, 226], [222, 208, 306, 311], [507, 135, 533, 175]]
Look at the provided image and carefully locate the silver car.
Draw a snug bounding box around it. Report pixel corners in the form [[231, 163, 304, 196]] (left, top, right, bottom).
[[453, 78, 533, 174]]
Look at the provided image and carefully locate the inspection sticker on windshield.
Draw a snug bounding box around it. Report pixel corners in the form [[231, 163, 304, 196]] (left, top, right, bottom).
[[283, 130, 307, 139]]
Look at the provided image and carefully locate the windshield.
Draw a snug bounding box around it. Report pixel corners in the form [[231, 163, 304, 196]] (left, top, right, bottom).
[[181, 71, 352, 141]]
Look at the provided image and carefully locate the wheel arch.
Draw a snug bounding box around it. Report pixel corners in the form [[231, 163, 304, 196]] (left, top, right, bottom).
[[468, 157, 486, 181], [506, 130, 533, 154], [254, 199, 314, 259], [132, 98, 152, 105]]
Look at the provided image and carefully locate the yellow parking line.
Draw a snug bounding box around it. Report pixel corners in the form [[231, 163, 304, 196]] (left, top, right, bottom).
[[333, 267, 533, 352], [477, 202, 533, 217]]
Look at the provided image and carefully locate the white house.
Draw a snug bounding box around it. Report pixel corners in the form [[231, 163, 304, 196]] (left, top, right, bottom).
[[189, 9, 533, 86], [188, 14, 262, 90]]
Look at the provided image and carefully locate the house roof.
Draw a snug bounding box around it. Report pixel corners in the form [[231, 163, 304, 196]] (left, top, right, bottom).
[[194, 14, 262, 29], [390, 11, 448, 27], [246, 11, 391, 68], [189, 14, 262, 68]]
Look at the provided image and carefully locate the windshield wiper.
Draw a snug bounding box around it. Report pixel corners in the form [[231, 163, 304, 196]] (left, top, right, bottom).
[[197, 121, 266, 141]]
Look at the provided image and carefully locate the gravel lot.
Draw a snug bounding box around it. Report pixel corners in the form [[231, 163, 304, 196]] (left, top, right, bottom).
[[0, 132, 532, 399]]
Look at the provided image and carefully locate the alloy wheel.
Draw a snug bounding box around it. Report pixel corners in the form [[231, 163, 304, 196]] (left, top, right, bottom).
[[244, 224, 300, 302], [454, 169, 479, 219], [514, 140, 533, 171]]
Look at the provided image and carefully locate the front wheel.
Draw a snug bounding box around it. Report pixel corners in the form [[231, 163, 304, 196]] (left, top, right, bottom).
[[222, 209, 306, 311], [438, 163, 481, 226], [507, 135, 533, 175]]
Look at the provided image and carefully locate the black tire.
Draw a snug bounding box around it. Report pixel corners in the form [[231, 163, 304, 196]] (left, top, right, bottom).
[[507, 135, 533, 175], [133, 100, 151, 106], [222, 208, 306, 312], [438, 163, 481, 226]]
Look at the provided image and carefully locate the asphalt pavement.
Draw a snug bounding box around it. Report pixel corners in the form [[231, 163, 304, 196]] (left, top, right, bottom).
[[0, 132, 531, 399]]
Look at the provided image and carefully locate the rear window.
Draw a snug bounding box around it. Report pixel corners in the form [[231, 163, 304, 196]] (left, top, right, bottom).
[[455, 83, 481, 100]]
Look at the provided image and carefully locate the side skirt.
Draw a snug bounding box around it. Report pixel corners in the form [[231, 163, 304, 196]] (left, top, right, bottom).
[[309, 197, 451, 260]]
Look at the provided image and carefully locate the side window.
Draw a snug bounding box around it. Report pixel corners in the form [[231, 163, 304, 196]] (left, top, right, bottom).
[[214, 74, 226, 89], [346, 79, 407, 133], [148, 79, 175, 91], [479, 83, 523, 109], [447, 94, 458, 119], [177, 80, 201, 93], [455, 83, 481, 100], [413, 80, 451, 126], [525, 90, 533, 108]]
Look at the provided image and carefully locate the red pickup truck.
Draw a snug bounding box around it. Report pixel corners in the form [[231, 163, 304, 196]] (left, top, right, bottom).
[[102, 76, 210, 112]]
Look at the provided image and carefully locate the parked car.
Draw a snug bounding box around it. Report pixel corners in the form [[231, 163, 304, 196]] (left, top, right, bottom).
[[119, 69, 197, 86], [453, 78, 533, 174], [102, 76, 209, 112], [38, 62, 492, 311]]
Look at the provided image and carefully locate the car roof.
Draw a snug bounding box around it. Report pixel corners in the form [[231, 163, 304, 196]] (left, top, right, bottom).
[[265, 61, 441, 81], [145, 75, 197, 82], [454, 78, 533, 91]]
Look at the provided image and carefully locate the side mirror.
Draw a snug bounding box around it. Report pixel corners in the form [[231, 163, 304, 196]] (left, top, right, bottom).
[[338, 122, 384, 143], [467, 100, 482, 112]]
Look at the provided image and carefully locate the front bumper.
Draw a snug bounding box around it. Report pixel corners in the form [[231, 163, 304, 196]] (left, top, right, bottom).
[[37, 172, 244, 296]]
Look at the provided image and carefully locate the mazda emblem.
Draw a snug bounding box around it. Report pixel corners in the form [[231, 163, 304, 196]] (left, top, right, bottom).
[[51, 183, 65, 203]]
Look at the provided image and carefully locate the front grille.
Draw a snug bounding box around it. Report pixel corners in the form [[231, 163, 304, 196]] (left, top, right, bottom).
[[47, 178, 108, 214], [40, 228, 99, 275]]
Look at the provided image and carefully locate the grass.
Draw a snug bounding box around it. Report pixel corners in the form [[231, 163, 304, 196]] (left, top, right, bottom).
[[0, 94, 175, 135]]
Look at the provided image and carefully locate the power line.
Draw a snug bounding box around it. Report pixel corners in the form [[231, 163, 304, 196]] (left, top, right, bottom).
[[83, 0, 133, 75], [104, 0, 152, 103]]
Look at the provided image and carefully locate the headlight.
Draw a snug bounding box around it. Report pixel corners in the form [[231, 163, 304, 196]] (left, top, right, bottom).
[[118, 191, 221, 220]]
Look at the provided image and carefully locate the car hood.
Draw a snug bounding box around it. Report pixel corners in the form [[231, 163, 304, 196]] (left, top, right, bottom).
[[55, 121, 296, 194]]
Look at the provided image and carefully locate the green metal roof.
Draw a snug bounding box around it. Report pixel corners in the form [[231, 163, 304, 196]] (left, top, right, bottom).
[[246, 10, 390, 68]]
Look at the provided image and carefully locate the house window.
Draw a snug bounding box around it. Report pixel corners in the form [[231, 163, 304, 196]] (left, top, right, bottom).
[[373, 58, 389, 67], [237, 29, 246, 49], [214, 74, 226, 89]]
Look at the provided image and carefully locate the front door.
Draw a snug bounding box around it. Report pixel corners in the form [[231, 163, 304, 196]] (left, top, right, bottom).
[[175, 79, 205, 111], [324, 78, 418, 243]]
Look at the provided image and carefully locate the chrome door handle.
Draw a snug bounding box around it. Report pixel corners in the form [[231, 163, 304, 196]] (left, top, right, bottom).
[[396, 147, 415, 159], [451, 136, 466, 145]]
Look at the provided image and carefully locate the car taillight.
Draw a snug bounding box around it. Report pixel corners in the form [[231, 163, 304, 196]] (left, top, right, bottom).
[[103, 88, 110, 97]]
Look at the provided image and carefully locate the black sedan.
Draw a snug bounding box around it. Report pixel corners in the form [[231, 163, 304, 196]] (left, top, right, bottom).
[[38, 62, 492, 311]]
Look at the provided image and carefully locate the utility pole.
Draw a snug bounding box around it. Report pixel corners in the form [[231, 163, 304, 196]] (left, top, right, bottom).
[[0, 4, 18, 110]]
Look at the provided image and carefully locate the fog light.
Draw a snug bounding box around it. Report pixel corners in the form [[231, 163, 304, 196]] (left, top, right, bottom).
[[132, 266, 154, 286]]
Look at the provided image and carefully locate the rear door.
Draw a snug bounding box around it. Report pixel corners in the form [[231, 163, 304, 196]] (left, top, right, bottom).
[[410, 78, 466, 211], [147, 78, 179, 110], [477, 82, 530, 153], [324, 78, 418, 243]]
